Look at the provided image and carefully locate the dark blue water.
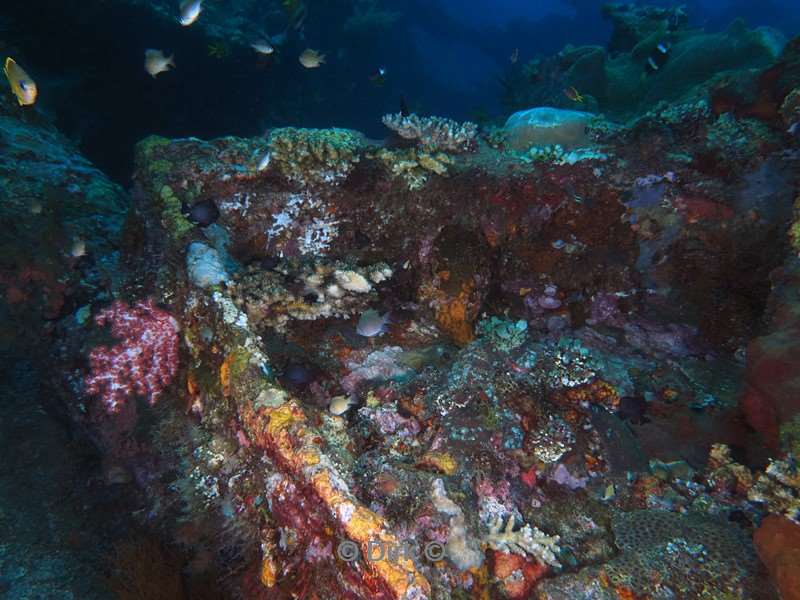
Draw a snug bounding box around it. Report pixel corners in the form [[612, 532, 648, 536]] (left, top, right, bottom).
[[1, 0, 798, 180]]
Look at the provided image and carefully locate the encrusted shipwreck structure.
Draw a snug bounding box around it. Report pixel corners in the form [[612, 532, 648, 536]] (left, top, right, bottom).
[[38, 34, 800, 600]]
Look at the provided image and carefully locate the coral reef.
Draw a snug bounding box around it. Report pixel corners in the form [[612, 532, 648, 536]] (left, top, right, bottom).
[[267, 127, 364, 186], [381, 113, 478, 153], [749, 456, 800, 524], [28, 22, 800, 600], [503, 11, 787, 120], [604, 510, 763, 598], [373, 147, 454, 190], [230, 259, 390, 332]]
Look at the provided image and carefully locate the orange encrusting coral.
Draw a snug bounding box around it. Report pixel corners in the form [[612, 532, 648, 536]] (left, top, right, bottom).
[[416, 451, 459, 475], [433, 284, 478, 345], [259, 551, 278, 588], [551, 379, 620, 412], [220, 353, 234, 397], [240, 399, 431, 599]]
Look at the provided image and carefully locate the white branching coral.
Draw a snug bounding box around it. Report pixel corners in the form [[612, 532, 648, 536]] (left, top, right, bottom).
[[485, 515, 562, 568], [382, 113, 478, 153]]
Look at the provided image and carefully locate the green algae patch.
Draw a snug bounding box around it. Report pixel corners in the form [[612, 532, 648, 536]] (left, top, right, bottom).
[[137, 135, 172, 159], [159, 184, 193, 239]]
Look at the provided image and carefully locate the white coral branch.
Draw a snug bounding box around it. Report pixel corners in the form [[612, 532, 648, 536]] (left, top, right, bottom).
[[485, 514, 562, 568]]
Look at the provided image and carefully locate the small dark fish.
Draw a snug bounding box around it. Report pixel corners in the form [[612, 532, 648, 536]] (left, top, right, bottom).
[[370, 66, 387, 86], [727, 509, 750, 527], [183, 199, 219, 226], [353, 230, 371, 249], [667, 7, 687, 31], [399, 95, 410, 117], [260, 256, 280, 271], [281, 360, 317, 387], [288, 2, 307, 33], [617, 396, 650, 425], [645, 39, 671, 73]]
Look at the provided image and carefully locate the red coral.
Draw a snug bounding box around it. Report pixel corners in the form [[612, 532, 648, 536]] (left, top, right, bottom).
[[490, 549, 549, 599], [85, 300, 179, 412]]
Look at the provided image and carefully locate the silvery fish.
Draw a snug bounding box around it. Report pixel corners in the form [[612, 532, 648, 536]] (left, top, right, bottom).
[[299, 48, 325, 69], [179, 0, 203, 26], [144, 49, 175, 78], [356, 309, 390, 337], [251, 40, 274, 55], [257, 152, 271, 171]]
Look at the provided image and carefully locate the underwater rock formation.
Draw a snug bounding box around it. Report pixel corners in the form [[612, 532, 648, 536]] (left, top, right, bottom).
[[504, 9, 789, 120], [0, 94, 127, 340], [602, 3, 690, 53], [754, 516, 800, 600], [6, 5, 796, 598], [54, 56, 800, 594]]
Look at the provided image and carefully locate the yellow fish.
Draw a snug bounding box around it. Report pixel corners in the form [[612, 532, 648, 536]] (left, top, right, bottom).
[[299, 49, 325, 69], [563, 86, 585, 104], [4, 58, 38, 106]]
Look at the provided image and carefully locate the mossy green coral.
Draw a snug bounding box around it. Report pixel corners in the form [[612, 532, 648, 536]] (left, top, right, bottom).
[[159, 184, 193, 239], [137, 135, 171, 160], [268, 127, 363, 185]]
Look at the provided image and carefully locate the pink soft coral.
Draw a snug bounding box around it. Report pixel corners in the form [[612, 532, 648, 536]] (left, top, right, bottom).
[[85, 299, 179, 412]]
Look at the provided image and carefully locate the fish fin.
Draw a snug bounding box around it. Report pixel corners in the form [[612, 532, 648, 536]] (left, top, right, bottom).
[[319, 54, 326, 64], [3, 57, 13, 79], [168, 55, 176, 68]]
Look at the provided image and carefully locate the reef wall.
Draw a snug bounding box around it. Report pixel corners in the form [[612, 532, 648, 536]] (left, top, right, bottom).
[[44, 32, 800, 596]]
